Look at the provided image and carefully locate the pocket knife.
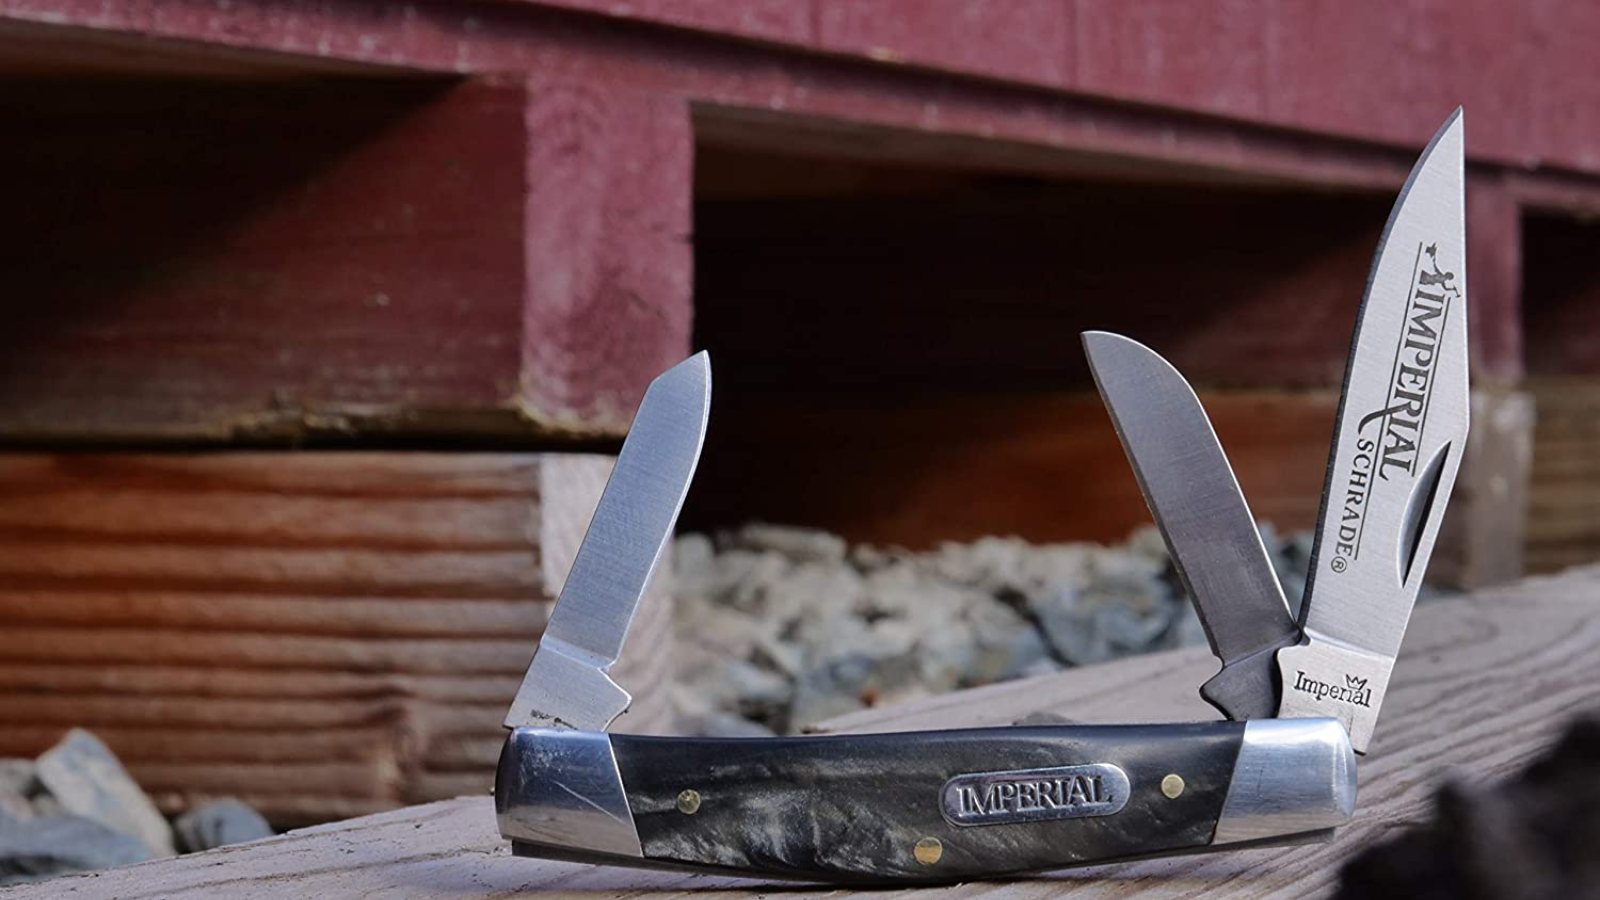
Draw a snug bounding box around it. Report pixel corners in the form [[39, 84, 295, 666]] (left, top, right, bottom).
[[493, 109, 1469, 883]]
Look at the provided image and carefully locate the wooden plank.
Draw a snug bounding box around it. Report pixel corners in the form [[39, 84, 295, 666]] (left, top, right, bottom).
[[1525, 380, 1600, 573], [0, 75, 691, 442], [0, 453, 675, 826], [1074, 0, 1266, 120], [11, 565, 1597, 899], [1430, 390, 1534, 588], [1467, 173, 1524, 386], [814, 0, 1071, 87], [4, 1, 1598, 175], [0, 3, 1431, 195], [534, 0, 809, 45]]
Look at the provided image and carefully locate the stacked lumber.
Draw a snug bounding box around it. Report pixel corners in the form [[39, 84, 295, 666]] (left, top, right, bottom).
[[0, 454, 674, 826]]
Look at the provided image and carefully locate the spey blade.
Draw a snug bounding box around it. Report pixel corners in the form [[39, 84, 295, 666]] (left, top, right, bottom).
[[1084, 331, 1298, 722], [503, 352, 711, 731], [1278, 110, 1469, 753]]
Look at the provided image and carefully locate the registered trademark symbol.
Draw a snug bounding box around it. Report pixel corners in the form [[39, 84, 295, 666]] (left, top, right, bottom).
[[1331, 556, 1348, 573]]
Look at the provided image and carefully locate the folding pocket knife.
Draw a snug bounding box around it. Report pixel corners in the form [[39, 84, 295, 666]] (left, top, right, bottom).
[[494, 110, 1468, 883]]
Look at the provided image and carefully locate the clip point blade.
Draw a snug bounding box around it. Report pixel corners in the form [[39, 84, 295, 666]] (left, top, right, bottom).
[[1289, 110, 1468, 746]]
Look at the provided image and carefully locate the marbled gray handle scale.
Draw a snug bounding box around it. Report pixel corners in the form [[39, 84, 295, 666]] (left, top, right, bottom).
[[498, 721, 1356, 883], [613, 724, 1242, 881]]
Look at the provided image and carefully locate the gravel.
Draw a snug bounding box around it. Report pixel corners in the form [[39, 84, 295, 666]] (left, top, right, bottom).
[[673, 522, 1317, 734]]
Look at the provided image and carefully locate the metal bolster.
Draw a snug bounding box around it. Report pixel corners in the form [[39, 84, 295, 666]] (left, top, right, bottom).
[[1211, 718, 1358, 845], [495, 727, 643, 858]]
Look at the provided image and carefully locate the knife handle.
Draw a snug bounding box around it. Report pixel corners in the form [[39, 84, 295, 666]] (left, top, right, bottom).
[[496, 719, 1355, 883]]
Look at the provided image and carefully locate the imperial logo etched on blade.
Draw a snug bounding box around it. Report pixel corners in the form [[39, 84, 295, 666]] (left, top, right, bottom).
[[1332, 242, 1462, 571], [940, 764, 1130, 827]]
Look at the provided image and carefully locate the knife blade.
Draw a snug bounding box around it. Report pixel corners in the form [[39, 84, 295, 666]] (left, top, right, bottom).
[[1084, 331, 1299, 722], [502, 351, 711, 732], [1277, 110, 1469, 753]]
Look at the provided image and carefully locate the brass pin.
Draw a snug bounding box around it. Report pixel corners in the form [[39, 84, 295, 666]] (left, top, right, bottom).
[[913, 836, 943, 865], [676, 789, 702, 815], [1161, 774, 1185, 799]]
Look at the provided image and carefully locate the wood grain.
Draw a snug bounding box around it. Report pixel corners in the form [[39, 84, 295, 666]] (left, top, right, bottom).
[[1430, 389, 1534, 588], [0, 75, 691, 442], [0, 453, 675, 826], [9, 565, 1596, 899], [1525, 380, 1600, 573], [4, 0, 1599, 175]]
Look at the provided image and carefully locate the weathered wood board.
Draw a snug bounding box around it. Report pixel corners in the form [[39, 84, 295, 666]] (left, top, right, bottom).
[[0, 453, 674, 826], [11, 565, 1595, 899], [3, 1, 1599, 176], [1526, 381, 1600, 573], [0, 76, 691, 442]]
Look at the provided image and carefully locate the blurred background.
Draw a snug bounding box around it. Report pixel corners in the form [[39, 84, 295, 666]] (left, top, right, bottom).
[[0, 0, 1592, 873]]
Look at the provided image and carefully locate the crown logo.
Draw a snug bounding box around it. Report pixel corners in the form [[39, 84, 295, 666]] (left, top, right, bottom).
[[1345, 675, 1368, 692]]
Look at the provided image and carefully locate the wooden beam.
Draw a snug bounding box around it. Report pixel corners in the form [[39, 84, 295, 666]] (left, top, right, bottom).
[[11, 564, 1599, 898], [0, 452, 675, 826], [3, 0, 1597, 177], [1525, 380, 1600, 574], [1430, 390, 1534, 588], [0, 76, 691, 442]]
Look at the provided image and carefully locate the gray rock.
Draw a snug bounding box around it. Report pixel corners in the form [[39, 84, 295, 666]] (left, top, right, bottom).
[[721, 658, 794, 721], [725, 523, 847, 565], [0, 794, 29, 825], [0, 761, 34, 798], [34, 729, 175, 857], [0, 760, 34, 825], [0, 814, 152, 884], [29, 793, 65, 820], [173, 799, 274, 853]]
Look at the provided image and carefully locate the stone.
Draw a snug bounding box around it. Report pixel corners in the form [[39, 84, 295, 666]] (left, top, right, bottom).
[[0, 761, 34, 799], [0, 794, 29, 825], [0, 814, 151, 885], [172, 799, 274, 853], [0, 761, 35, 825], [725, 523, 847, 565], [28, 794, 64, 819], [34, 729, 176, 857]]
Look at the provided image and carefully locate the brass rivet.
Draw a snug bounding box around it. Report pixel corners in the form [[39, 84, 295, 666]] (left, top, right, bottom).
[[1161, 774, 1185, 799], [676, 789, 701, 815], [913, 836, 943, 865]]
